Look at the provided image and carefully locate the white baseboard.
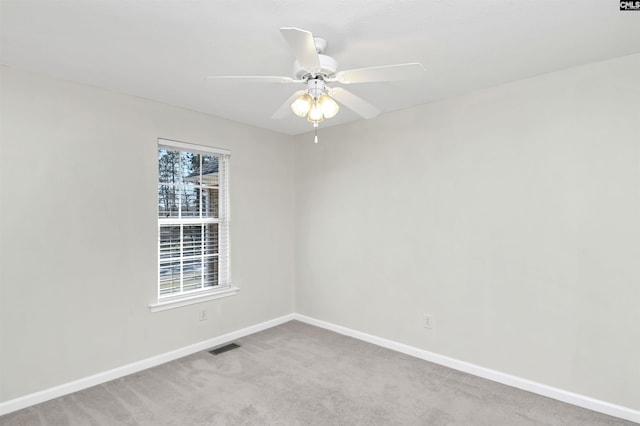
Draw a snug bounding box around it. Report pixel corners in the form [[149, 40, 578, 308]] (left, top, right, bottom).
[[292, 314, 640, 424], [2, 312, 638, 423], [0, 313, 296, 416]]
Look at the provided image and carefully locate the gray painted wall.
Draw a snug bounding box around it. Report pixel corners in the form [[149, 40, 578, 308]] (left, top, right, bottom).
[[0, 67, 295, 401], [1, 53, 638, 411], [294, 54, 640, 410]]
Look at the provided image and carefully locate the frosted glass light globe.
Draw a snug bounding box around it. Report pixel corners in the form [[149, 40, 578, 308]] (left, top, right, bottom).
[[291, 93, 312, 117], [307, 100, 324, 123], [318, 94, 339, 119]]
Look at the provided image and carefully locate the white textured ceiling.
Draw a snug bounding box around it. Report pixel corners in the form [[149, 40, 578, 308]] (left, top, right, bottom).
[[1, 0, 639, 135]]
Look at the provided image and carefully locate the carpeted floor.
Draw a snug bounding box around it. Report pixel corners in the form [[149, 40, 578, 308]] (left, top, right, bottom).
[[1, 320, 634, 425]]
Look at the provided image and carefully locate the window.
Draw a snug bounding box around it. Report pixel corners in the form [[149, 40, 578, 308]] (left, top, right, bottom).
[[151, 139, 235, 312]]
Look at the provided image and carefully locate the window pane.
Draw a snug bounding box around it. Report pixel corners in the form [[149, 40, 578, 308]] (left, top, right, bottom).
[[158, 184, 179, 218], [158, 149, 180, 184], [202, 187, 218, 218], [159, 260, 181, 295], [212, 188, 219, 218], [159, 225, 181, 259], [183, 225, 202, 257], [200, 156, 219, 187], [181, 152, 200, 185], [204, 223, 219, 254], [203, 256, 218, 288], [183, 258, 202, 292], [181, 187, 199, 217]]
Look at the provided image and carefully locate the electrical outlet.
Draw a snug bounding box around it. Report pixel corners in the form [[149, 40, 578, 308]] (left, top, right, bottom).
[[198, 309, 208, 322], [423, 313, 434, 330]]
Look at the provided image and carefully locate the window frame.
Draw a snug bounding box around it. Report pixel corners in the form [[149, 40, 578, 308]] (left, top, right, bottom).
[[150, 138, 237, 312]]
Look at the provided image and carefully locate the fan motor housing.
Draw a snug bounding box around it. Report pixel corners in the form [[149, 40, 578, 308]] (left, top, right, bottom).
[[294, 54, 338, 80]]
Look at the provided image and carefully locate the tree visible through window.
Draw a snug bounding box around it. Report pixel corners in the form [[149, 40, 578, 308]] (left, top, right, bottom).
[[157, 141, 230, 300]]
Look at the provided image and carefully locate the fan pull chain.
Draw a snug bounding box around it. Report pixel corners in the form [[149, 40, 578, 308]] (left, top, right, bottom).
[[314, 122, 319, 143]]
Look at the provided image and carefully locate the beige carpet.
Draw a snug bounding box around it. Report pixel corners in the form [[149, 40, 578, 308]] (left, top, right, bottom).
[[1, 321, 634, 425]]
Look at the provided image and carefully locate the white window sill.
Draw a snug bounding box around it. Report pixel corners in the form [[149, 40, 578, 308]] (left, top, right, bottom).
[[149, 287, 239, 312]]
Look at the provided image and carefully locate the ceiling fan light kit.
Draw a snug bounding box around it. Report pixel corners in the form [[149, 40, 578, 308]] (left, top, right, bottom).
[[290, 78, 340, 124], [208, 27, 425, 142]]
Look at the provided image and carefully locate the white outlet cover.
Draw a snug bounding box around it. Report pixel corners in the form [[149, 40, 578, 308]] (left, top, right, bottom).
[[423, 314, 433, 329]]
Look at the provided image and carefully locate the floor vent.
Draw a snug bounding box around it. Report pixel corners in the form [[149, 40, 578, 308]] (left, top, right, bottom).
[[209, 343, 240, 355]]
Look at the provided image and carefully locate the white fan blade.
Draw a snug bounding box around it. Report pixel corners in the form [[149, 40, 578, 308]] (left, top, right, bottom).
[[207, 76, 301, 84], [328, 87, 380, 119], [272, 90, 306, 119], [280, 27, 321, 71], [334, 63, 425, 84]]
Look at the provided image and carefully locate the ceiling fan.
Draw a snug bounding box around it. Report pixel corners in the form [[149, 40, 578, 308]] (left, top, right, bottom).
[[209, 27, 425, 141]]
